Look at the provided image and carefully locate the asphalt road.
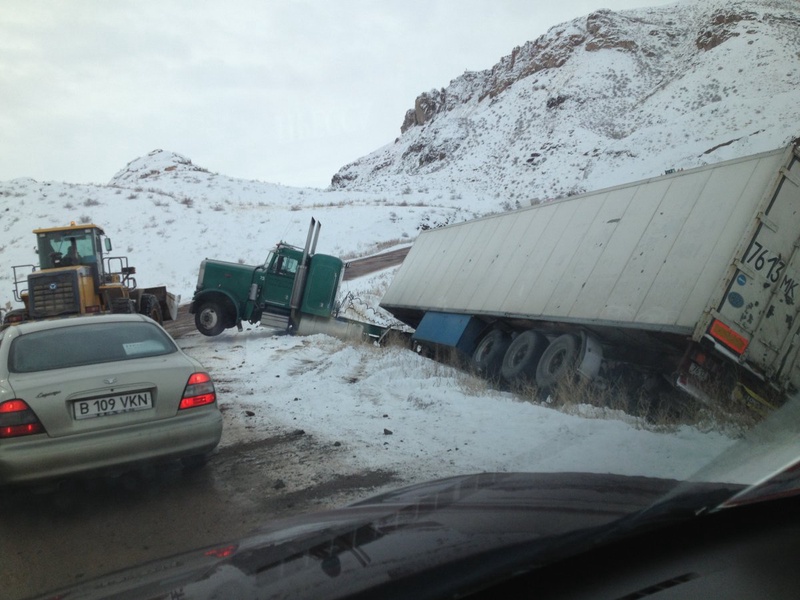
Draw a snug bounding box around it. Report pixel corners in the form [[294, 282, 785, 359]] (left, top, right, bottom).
[[0, 247, 411, 599], [0, 422, 399, 599], [2, 249, 411, 599]]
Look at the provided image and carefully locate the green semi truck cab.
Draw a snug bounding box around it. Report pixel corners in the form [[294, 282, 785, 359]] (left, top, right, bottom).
[[190, 219, 344, 336]]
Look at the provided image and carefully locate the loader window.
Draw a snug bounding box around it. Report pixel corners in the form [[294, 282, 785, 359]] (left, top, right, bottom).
[[37, 229, 100, 269]]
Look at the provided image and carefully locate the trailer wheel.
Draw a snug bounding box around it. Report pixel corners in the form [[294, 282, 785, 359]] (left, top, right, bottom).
[[471, 329, 511, 378], [139, 293, 163, 324], [195, 300, 226, 336], [535, 333, 580, 391], [501, 331, 548, 384]]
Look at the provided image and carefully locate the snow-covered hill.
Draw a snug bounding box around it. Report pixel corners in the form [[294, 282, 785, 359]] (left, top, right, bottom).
[[332, 0, 800, 205], [2, 0, 799, 312], [0, 150, 471, 311]]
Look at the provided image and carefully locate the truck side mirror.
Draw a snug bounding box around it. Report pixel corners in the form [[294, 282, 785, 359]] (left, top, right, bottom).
[[105, 238, 112, 252]]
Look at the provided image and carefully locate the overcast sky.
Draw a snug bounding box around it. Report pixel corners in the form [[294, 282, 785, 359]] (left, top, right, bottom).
[[2, 1, 671, 188]]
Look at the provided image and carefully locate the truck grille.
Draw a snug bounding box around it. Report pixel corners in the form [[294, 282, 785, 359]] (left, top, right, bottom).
[[29, 271, 80, 317]]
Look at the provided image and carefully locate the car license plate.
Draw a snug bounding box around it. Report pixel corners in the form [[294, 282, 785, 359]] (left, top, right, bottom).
[[73, 391, 153, 420]]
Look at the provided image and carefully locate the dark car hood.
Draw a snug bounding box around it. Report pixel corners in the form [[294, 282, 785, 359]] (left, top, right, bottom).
[[34, 471, 735, 600]]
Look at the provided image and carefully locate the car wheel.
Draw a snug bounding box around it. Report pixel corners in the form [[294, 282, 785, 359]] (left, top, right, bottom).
[[195, 301, 227, 336]]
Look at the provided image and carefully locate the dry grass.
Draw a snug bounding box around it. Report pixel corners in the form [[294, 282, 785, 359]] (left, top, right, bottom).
[[685, 379, 767, 436], [506, 367, 767, 435], [372, 338, 772, 435], [377, 328, 414, 349], [456, 372, 493, 396], [402, 344, 494, 397]]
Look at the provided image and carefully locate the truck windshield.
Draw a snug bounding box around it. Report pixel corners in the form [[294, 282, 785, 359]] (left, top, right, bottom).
[[36, 228, 100, 269]]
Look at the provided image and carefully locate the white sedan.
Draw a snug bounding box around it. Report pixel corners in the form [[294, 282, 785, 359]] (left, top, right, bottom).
[[0, 314, 222, 486]]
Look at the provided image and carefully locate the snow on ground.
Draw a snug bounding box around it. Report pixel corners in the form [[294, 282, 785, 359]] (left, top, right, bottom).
[[174, 270, 737, 491], [0, 151, 742, 491]]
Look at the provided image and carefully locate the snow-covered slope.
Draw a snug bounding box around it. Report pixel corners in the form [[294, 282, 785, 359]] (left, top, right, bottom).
[[2, 0, 799, 311], [0, 150, 470, 311], [332, 0, 800, 206]]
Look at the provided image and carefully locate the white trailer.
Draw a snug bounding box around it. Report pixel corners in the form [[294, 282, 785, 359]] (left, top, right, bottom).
[[381, 143, 800, 404]]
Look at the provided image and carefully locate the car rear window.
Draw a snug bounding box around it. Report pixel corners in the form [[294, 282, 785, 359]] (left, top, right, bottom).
[[8, 321, 178, 373]]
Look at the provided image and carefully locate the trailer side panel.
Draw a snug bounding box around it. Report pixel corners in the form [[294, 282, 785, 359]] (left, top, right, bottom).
[[382, 148, 789, 338]]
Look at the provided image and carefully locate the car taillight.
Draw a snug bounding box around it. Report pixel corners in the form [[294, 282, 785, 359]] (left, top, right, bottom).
[[180, 372, 216, 409], [0, 399, 45, 438], [205, 544, 238, 558], [85, 305, 101, 314], [5, 312, 24, 324]]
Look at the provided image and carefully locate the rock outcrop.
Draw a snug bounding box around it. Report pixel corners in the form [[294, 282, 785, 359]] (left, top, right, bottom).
[[331, 0, 800, 207]]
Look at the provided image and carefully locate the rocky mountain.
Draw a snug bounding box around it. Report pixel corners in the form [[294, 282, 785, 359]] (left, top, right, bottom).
[[331, 0, 800, 208], [3, 0, 800, 312]]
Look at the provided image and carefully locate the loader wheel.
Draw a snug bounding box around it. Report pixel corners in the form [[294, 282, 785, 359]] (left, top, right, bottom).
[[501, 330, 548, 384], [471, 329, 511, 379], [535, 333, 580, 391], [195, 300, 226, 336], [2, 309, 27, 326], [139, 293, 163, 324], [111, 298, 134, 314]]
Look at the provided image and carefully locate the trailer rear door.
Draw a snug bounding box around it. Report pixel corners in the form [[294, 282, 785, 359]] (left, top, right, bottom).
[[705, 146, 800, 391]]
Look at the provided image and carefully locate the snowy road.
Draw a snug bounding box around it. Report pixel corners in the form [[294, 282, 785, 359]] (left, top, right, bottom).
[[1, 323, 736, 600]]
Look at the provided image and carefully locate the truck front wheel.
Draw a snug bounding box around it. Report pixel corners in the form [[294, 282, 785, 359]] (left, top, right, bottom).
[[195, 300, 227, 336]]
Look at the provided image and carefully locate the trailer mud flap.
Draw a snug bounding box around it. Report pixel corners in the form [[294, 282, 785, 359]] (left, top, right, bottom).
[[412, 312, 485, 357], [577, 332, 603, 380]]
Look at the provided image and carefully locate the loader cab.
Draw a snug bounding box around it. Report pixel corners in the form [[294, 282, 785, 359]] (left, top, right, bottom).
[[35, 224, 111, 272], [34, 224, 114, 294]]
